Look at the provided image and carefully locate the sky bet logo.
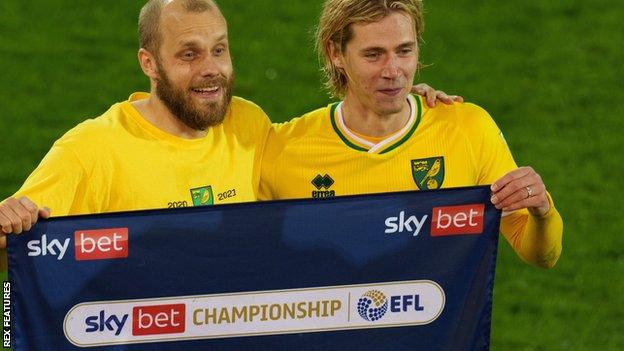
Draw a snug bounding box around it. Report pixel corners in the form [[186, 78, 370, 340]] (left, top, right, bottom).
[[85, 311, 128, 336], [27, 228, 128, 261], [85, 304, 185, 337], [385, 204, 484, 236], [74, 228, 128, 261]]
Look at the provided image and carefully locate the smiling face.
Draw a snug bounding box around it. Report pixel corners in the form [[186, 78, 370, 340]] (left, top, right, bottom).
[[330, 11, 418, 117], [152, 1, 233, 130]]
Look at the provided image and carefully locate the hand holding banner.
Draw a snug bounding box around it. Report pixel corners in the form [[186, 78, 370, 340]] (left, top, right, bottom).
[[8, 186, 500, 350]]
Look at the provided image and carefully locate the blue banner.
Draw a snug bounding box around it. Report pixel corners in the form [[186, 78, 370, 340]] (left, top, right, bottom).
[[8, 186, 500, 350]]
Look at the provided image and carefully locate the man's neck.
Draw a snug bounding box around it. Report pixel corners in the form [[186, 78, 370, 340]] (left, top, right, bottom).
[[131, 94, 207, 139], [341, 96, 411, 139]]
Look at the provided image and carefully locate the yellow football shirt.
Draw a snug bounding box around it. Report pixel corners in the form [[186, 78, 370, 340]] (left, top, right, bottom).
[[260, 94, 562, 268], [15, 92, 271, 216]]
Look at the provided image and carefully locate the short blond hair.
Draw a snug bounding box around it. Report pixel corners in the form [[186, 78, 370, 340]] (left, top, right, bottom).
[[316, 0, 424, 98], [138, 0, 218, 54]]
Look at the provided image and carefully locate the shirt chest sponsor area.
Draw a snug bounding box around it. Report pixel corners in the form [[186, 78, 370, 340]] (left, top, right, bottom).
[[384, 204, 485, 237], [26, 228, 129, 261]]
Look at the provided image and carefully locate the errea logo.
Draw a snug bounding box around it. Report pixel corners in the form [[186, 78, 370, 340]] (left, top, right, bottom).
[[311, 174, 335, 198]]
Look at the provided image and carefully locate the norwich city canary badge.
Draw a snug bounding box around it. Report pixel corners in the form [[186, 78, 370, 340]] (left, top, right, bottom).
[[411, 157, 445, 190], [190, 185, 214, 206]]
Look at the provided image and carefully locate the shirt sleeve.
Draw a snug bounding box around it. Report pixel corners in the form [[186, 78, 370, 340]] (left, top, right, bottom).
[[500, 193, 563, 268], [257, 125, 283, 201], [250, 113, 273, 202], [14, 144, 87, 217], [465, 103, 563, 268]]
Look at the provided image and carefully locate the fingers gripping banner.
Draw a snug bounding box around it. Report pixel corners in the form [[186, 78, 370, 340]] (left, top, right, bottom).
[[8, 186, 500, 350]]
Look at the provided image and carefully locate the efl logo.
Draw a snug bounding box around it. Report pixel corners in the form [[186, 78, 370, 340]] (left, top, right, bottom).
[[74, 228, 129, 261], [430, 204, 484, 236], [357, 290, 388, 322], [132, 304, 185, 336], [357, 290, 426, 323]]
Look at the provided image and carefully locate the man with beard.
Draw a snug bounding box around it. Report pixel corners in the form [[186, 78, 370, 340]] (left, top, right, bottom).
[[0, 0, 453, 245], [0, 0, 271, 243]]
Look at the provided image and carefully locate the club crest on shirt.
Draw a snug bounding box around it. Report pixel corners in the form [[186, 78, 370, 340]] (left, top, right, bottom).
[[190, 185, 214, 206], [411, 157, 445, 190]]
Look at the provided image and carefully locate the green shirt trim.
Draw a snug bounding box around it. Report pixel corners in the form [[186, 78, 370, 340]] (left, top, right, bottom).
[[329, 95, 422, 154], [379, 95, 422, 154], [329, 103, 368, 152]]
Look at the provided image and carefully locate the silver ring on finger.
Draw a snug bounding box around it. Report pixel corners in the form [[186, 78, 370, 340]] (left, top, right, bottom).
[[525, 186, 533, 198]]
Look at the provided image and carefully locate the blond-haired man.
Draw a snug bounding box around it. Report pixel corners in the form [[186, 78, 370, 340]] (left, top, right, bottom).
[[260, 0, 563, 268]]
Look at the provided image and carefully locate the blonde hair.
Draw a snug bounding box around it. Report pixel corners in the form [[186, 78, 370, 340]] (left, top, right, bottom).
[[139, 0, 218, 54], [316, 0, 424, 98]]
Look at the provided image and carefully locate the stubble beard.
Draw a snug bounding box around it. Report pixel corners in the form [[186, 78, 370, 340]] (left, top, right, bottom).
[[155, 60, 234, 131]]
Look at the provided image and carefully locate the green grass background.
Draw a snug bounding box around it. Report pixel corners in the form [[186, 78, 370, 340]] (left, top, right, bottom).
[[1, 1, 622, 349]]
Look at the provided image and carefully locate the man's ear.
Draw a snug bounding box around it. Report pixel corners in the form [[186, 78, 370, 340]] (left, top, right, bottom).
[[327, 41, 344, 69], [138, 48, 160, 80]]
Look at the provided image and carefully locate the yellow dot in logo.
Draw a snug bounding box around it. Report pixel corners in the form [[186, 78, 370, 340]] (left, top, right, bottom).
[[427, 178, 438, 189]]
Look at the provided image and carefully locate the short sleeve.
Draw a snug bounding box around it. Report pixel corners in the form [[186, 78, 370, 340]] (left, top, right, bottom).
[[257, 125, 284, 201], [463, 103, 519, 185], [14, 144, 86, 216]]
